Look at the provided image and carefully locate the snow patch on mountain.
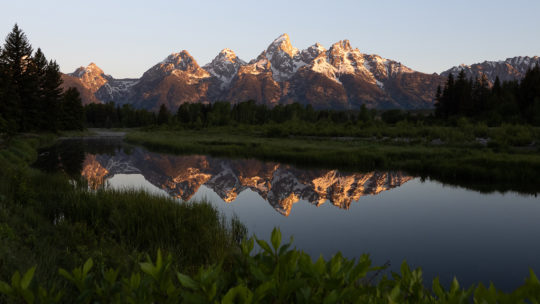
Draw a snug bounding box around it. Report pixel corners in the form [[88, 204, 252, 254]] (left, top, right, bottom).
[[203, 48, 246, 89]]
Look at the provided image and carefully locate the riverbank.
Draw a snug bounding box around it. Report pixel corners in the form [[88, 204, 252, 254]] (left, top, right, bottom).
[[3, 134, 540, 302], [126, 126, 540, 194], [0, 135, 244, 293]]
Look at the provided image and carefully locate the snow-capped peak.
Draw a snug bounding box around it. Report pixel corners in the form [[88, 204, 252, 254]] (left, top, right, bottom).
[[71, 62, 105, 78], [217, 48, 238, 62], [161, 50, 196, 67], [203, 49, 246, 89], [441, 56, 540, 83], [266, 33, 299, 59], [301, 43, 327, 62], [329, 40, 353, 53]]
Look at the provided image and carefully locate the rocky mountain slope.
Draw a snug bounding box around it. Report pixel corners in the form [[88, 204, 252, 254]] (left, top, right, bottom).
[[81, 149, 413, 216], [61, 63, 137, 105], [62, 35, 538, 111], [441, 56, 540, 83]]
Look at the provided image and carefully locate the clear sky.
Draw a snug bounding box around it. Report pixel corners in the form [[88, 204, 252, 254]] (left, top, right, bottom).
[[1, 0, 538, 78]]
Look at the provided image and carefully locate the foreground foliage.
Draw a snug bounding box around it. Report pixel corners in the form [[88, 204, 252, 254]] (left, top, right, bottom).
[[1, 228, 540, 303]]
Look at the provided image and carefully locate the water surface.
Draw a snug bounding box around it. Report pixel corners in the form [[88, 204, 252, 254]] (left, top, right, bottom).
[[34, 139, 540, 291]]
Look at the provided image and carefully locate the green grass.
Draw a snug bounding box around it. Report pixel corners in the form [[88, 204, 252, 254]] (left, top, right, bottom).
[[0, 136, 244, 292], [126, 126, 540, 194]]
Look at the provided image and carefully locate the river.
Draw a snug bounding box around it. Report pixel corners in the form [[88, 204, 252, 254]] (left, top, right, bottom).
[[33, 137, 540, 291]]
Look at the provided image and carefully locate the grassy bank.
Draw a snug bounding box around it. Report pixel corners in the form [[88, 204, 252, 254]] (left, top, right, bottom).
[[126, 125, 540, 194], [0, 136, 244, 294]]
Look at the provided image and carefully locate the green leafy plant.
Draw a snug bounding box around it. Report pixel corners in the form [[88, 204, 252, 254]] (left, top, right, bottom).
[[3, 228, 540, 303]]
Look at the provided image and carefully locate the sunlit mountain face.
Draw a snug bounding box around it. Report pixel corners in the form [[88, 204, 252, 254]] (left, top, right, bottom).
[[80, 147, 412, 216]]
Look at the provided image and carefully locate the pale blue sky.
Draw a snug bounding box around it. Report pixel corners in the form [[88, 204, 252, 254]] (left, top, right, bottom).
[[1, 0, 538, 78]]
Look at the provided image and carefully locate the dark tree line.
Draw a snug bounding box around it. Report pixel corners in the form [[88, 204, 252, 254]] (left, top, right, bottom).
[[83, 100, 379, 128], [174, 100, 377, 127], [0, 24, 84, 134], [84, 102, 156, 128], [435, 67, 540, 125]]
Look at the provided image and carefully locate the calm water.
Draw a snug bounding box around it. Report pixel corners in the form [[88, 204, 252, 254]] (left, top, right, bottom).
[[34, 139, 540, 291]]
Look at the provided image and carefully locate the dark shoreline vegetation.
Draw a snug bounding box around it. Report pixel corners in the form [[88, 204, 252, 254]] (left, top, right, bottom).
[[0, 136, 245, 302], [126, 124, 540, 195]]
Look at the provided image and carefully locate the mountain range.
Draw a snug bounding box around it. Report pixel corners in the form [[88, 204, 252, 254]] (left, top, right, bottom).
[[81, 148, 412, 216], [61, 34, 539, 111]]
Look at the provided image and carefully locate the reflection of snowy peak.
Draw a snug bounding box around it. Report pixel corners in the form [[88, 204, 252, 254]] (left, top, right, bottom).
[[81, 149, 413, 216]]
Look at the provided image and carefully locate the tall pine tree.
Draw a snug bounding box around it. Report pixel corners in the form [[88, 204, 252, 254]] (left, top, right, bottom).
[[2, 24, 34, 131], [41, 59, 63, 131]]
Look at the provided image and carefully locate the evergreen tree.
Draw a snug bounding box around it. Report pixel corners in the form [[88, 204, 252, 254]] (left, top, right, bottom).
[[358, 104, 371, 123], [27, 48, 48, 130], [157, 104, 171, 125], [40, 60, 63, 131], [2, 24, 34, 131], [60, 87, 84, 130]]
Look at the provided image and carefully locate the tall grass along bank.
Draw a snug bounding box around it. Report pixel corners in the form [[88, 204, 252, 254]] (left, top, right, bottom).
[[0, 135, 244, 295]]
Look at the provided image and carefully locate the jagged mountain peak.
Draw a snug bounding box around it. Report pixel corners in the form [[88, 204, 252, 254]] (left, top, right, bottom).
[[203, 48, 246, 88], [71, 62, 106, 78], [503, 56, 539, 67], [266, 33, 298, 59], [329, 40, 353, 53], [441, 55, 540, 83], [301, 43, 327, 62], [161, 50, 198, 68], [145, 50, 210, 80], [217, 48, 240, 61]]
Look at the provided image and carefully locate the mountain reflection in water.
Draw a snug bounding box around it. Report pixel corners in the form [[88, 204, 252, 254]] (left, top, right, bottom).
[[33, 139, 540, 291], [80, 148, 412, 216]]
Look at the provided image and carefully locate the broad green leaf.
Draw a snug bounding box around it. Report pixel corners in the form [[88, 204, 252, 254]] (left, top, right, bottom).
[[11, 271, 21, 287], [432, 277, 444, 297], [177, 273, 198, 290], [250, 265, 267, 282], [388, 285, 400, 302], [323, 290, 339, 304], [222, 285, 253, 304], [450, 276, 460, 293], [21, 289, 34, 304], [58, 269, 74, 282], [271, 227, 281, 251], [528, 269, 540, 285], [400, 261, 410, 278], [0, 281, 12, 294], [278, 243, 291, 256], [139, 262, 156, 278], [253, 281, 273, 301], [256, 239, 273, 255], [82, 258, 93, 276], [20, 267, 36, 290]]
